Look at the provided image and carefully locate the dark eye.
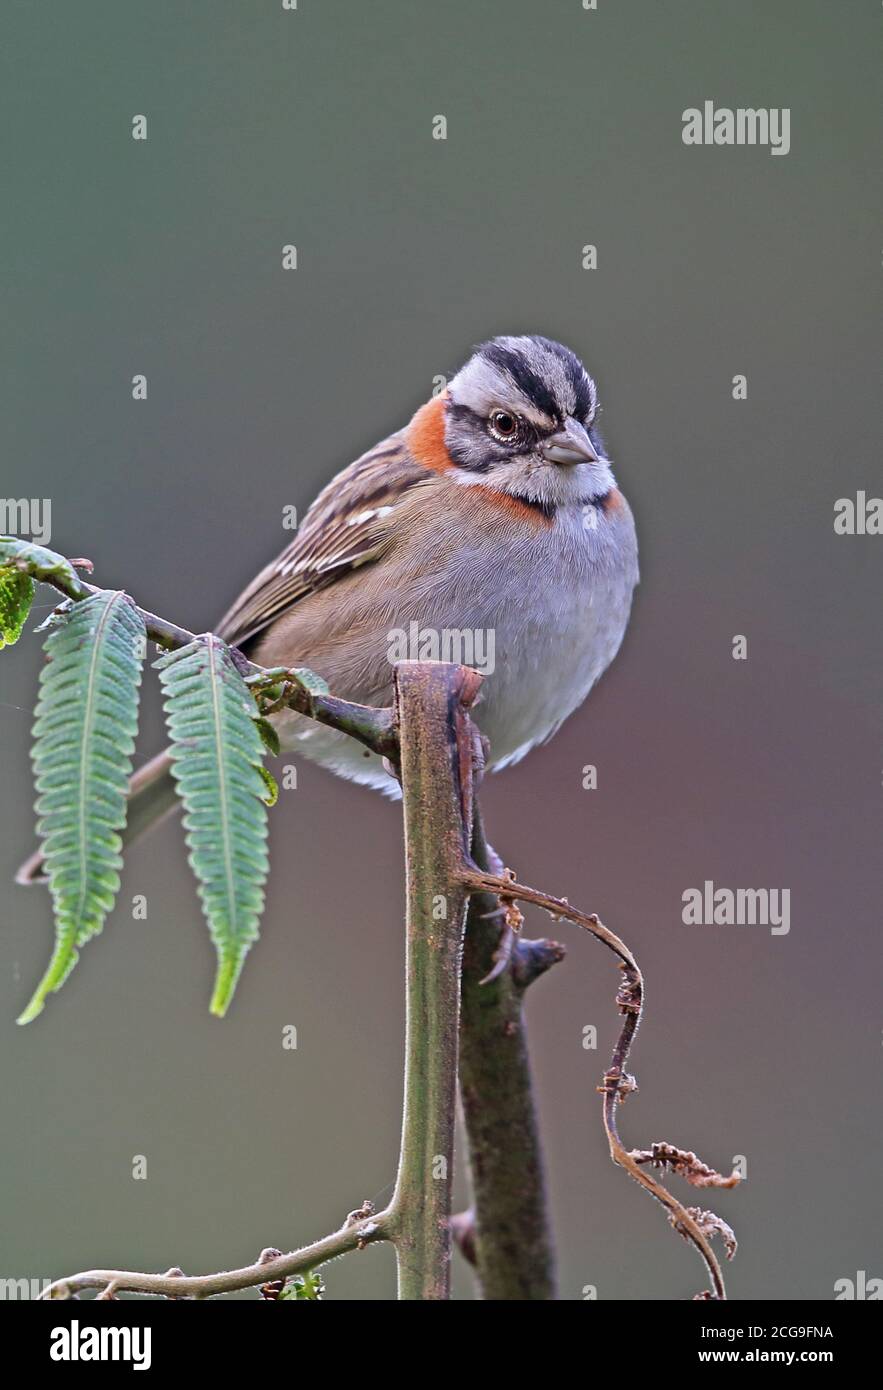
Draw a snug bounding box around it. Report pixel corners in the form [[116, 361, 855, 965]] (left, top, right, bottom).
[[489, 410, 519, 442]]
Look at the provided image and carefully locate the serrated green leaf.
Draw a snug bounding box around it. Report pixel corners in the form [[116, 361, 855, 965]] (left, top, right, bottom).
[[0, 536, 87, 597], [256, 765, 278, 806], [0, 568, 34, 648], [245, 665, 288, 687], [279, 1270, 325, 1300], [18, 591, 146, 1024], [155, 636, 271, 1016], [290, 667, 330, 697], [254, 716, 280, 757]]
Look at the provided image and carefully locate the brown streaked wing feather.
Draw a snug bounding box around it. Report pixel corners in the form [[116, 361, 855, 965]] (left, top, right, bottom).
[[216, 432, 427, 649]]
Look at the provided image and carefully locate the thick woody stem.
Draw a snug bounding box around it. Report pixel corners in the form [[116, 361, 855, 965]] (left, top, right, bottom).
[[386, 662, 480, 1300], [457, 806, 561, 1299]]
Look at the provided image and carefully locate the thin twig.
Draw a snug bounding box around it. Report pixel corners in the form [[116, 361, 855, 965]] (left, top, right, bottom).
[[459, 866, 739, 1300], [38, 1210, 391, 1300], [14, 558, 397, 761]]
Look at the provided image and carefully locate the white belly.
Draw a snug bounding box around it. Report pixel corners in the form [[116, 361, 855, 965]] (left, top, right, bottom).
[[477, 553, 637, 769]]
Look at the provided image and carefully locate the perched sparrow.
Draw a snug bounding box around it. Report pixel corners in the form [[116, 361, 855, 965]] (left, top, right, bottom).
[[17, 335, 638, 879]]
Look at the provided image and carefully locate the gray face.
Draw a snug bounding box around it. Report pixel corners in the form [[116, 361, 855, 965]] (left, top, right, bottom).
[[446, 335, 615, 508]]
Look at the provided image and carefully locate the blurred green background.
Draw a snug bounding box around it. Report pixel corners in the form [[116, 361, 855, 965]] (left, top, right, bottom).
[[1, 1, 880, 1299]]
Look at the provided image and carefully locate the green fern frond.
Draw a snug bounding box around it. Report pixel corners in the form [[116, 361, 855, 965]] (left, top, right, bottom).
[[155, 636, 270, 1017], [18, 591, 146, 1024]]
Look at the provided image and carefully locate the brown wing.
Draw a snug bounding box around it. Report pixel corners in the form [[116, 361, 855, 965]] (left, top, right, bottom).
[[216, 432, 428, 650]]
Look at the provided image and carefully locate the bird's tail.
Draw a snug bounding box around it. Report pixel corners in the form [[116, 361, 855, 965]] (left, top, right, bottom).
[[14, 749, 179, 886]]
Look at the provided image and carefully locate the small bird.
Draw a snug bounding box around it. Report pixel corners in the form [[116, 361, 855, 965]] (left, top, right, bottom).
[[17, 335, 638, 879]]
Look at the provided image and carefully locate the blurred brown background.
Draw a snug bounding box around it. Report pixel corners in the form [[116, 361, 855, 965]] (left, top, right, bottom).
[[1, 1, 880, 1298]]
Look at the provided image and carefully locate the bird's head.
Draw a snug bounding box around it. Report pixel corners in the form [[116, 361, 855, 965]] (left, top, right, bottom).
[[445, 335, 614, 510]]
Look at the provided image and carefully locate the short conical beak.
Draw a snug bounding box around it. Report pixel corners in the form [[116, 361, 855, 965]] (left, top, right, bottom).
[[540, 417, 599, 465]]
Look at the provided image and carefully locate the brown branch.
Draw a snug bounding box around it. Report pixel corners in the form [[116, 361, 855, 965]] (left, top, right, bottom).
[[257, 676, 398, 761], [16, 554, 398, 762], [459, 866, 740, 1301], [385, 662, 480, 1299], [457, 807, 561, 1299], [38, 1210, 391, 1300]]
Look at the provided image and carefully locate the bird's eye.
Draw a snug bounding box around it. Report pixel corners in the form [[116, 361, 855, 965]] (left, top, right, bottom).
[[489, 410, 519, 441]]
